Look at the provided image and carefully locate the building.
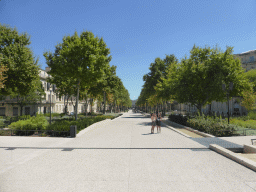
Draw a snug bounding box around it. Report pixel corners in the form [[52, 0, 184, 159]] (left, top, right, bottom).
[[177, 50, 256, 116], [234, 50, 256, 72], [0, 67, 97, 117]]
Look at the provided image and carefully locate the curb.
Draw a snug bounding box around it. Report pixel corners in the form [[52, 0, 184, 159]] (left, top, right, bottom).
[[161, 121, 192, 138], [244, 144, 256, 153], [76, 119, 111, 138], [166, 119, 216, 138], [209, 144, 256, 172], [110, 113, 124, 121]]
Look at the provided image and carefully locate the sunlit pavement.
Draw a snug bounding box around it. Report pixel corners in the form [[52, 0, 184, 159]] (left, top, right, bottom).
[[0, 110, 256, 192]]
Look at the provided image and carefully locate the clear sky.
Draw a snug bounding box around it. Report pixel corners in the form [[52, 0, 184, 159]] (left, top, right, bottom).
[[1, 0, 256, 100]]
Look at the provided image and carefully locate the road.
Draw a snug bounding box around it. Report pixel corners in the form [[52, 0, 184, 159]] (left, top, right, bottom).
[[0, 110, 256, 192]]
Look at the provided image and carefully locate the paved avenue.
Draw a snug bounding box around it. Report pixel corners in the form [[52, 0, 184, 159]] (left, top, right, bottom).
[[0, 110, 256, 192]]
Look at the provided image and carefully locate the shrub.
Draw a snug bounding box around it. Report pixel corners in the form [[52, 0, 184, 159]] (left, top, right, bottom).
[[248, 111, 256, 120], [45, 115, 115, 136], [0, 120, 4, 128], [8, 115, 49, 135], [168, 113, 237, 137], [60, 113, 66, 118], [18, 115, 31, 120], [186, 115, 237, 137], [43, 113, 60, 118], [168, 114, 188, 126], [230, 119, 256, 129]]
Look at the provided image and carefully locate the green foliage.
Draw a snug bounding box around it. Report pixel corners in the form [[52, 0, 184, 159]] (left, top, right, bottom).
[[8, 115, 49, 135], [44, 30, 113, 120], [60, 113, 65, 118], [245, 69, 256, 93], [46, 115, 115, 136], [8, 114, 48, 130], [168, 113, 238, 137], [43, 113, 60, 118], [0, 120, 4, 128], [248, 111, 256, 120], [0, 24, 40, 97], [230, 119, 256, 130], [138, 44, 251, 115]]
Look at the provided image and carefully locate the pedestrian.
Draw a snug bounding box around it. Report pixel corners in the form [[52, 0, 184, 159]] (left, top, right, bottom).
[[156, 112, 162, 133], [151, 112, 156, 134]]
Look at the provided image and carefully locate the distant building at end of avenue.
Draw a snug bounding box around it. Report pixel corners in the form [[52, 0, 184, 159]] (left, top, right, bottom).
[[233, 49, 256, 71], [173, 50, 256, 116], [0, 67, 98, 117]]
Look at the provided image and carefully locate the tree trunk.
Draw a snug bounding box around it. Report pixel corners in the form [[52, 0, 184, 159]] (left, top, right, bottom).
[[75, 80, 80, 121], [196, 104, 202, 116], [90, 98, 93, 118], [103, 91, 106, 114]]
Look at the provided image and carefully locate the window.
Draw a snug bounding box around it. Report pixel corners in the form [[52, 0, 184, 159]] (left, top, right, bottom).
[[47, 82, 50, 91], [25, 107, 30, 115], [13, 107, 18, 116], [0, 107, 5, 116]]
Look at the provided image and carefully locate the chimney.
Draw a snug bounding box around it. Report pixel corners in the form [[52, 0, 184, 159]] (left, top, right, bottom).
[[45, 67, 50, 72]]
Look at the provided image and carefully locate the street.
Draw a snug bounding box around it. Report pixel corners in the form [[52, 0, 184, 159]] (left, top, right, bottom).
[[0, 110, 256, 192]]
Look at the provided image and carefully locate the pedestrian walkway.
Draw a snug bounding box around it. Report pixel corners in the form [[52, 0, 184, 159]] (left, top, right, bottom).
[[0, 110, 256, 192]]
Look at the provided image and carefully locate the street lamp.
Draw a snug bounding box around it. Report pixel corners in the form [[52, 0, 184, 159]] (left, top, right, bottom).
[[222, 82, 233, 124], [49, 85, 52, 125]]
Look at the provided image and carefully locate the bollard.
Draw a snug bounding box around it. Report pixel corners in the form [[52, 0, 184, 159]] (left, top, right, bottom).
[[70, 125, 77, 137]]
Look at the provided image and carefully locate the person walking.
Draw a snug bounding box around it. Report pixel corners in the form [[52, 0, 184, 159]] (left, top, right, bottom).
[[151, 113, 156, 134], [156, 112, 162, 133]]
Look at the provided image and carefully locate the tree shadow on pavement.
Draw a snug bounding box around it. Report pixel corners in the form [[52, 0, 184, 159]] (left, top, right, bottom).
[[137, 122, 152, 126], [122, 117, 147, 119]]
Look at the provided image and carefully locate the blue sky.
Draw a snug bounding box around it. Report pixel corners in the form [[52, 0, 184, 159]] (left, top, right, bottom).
[[1, 0, 256, 100]]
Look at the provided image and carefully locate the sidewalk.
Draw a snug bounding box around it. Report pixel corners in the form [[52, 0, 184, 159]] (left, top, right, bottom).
[[0, 110, 256, 192]]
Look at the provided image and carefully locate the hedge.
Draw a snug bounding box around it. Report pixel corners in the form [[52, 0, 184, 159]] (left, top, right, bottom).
[[168, 114, 239, 137], [7, 114, 119, 137]]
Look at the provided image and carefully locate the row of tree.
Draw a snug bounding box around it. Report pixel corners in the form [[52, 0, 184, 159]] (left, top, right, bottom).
[[0, 24, 132, 118], [0, 24, 45, 115], [136, 45, 256, 114], [44, 30, 132, 119]]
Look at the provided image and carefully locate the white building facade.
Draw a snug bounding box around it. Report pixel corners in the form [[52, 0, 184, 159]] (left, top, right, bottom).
[[0, 67, 97, 117]]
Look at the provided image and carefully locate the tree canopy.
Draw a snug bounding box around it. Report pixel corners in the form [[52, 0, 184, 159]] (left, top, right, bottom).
[[0, 24, 40, 97], [44, 30, 112, 119], [137, 44, 253, 114]]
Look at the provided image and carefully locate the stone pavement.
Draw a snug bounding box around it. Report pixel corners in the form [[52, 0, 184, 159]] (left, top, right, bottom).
[[0, 110, 256, 192]]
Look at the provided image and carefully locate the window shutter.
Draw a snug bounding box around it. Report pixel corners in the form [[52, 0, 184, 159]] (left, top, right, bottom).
[[47, 83, 50, 91]]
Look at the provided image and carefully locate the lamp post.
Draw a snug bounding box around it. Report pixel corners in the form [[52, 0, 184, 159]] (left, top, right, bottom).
[[49, 86, 52, 125], [222, 82, 233, 124]]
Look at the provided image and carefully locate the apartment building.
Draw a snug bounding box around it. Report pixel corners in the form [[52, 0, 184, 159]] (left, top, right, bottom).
[[0, 67, 97, 117], [234, 50, 256, 72], [178, 50, 256, 116]]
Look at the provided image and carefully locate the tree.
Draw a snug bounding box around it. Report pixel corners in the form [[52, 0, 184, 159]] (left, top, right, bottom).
[[0, 62, 8, 89], [240, 89, 256, 111], [166, 45, 251, 114], [245, 69, 256, 93], [241, 69, 256, 111], [0, 24, 40, 97], [14, 78, 45, 116], [44, 30, 111, 120]]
